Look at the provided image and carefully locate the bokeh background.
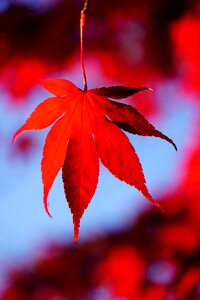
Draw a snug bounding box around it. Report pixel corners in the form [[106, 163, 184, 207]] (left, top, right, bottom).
[[0, 0, 200, 299]]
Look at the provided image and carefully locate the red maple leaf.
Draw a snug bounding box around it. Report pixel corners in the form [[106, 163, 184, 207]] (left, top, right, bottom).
[[13, 1, 176, 243], [13, 79, 176, 243]]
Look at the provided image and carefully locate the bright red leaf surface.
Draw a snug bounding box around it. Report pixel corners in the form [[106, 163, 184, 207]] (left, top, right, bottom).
[[14, 79, 176, 242]]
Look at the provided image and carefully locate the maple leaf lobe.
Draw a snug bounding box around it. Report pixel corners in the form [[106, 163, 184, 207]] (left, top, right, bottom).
[[62, 98, 99, 243], [91, 93, 177, 151], [39, 79, 80, 97], [92, 86, 150, 99]]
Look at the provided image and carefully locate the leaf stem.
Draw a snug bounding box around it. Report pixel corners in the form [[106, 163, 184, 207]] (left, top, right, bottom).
[[80, 0, 90, 91]]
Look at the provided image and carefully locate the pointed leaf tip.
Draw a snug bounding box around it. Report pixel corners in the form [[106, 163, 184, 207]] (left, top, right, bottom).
[[140, 185, 162, 211], [74, 241, 79, 248], [13, 127, 25, 143], [155, 202, 165, 213], [160, 135, 177, 151], [144, 189, 164, 213], [73, 218, 80, 245], [43, 192, 53, 218], [172, 141, 177, 151], [12, 131, 19, 143]]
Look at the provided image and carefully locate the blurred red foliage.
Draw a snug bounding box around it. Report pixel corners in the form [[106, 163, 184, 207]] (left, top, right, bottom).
[[11, 135, 37, 159], [2, 184, 200, 299], [0, 0, 198, 104], [0, 58, 48, 100], [171, 4, 200, 96]]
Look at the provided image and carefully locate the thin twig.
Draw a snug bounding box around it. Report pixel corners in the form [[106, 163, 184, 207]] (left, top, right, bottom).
[[80, 0, 90, 91], [82, 0, 90, 13]]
